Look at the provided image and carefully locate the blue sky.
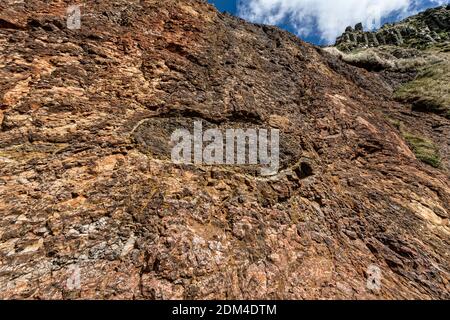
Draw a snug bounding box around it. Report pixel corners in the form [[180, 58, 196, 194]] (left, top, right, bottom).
[[208, 0, 237, 13], [207, 0, 449, 45]]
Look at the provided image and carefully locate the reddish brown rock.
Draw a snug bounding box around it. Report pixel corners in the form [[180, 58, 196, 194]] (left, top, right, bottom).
[[0, 0, 449, 299]]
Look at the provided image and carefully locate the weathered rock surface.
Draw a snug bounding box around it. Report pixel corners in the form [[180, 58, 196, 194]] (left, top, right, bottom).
[[0, 0, 449, 299]]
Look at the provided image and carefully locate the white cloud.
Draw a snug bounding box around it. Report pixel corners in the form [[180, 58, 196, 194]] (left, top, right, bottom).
[[237, 0, 448, 44]]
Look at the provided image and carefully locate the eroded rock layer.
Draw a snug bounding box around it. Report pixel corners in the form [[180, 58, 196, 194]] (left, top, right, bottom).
[[0, 0, 449, 299]]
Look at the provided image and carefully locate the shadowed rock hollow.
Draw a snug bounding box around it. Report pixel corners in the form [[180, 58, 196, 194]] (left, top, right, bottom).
[[0, 0, 449, 299]]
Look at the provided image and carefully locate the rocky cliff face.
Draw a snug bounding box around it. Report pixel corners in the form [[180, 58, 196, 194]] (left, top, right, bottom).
[[330, 5, 450, 174], [0, 0, 449, 299], [336, 5, 450, 52]]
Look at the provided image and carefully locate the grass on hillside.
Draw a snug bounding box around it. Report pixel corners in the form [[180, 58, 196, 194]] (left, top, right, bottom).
[[324, 46, 438, 72], [394, 59, 450, 118], [402, 132, 442, 168], [386, 117, 442, 168], [325, 46, 449, 118]]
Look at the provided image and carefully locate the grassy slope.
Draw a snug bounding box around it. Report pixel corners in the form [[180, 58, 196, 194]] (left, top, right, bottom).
[[394, 44, 450, 119], [387, 118, 442, 168]]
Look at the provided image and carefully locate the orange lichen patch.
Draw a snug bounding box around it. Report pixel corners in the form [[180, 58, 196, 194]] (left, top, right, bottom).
[[2, 77, 32, 107], [95, 154, 123, 174], [46, 86, 85, 97], [32, 57, 56, 77], [61, 195, 87, 208], [2, 57, 56, 107]]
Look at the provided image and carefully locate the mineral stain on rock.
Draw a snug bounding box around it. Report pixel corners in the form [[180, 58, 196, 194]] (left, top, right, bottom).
[[0, 0, 449, 299]]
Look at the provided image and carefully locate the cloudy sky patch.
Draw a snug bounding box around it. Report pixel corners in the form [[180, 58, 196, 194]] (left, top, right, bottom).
[[236, 0, 449, 44]]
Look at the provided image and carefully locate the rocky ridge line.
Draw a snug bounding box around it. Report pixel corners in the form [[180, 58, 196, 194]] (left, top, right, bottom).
[[336, 5, 450, 52]]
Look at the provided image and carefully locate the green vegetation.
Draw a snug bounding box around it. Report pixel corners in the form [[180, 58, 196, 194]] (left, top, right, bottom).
[[386, 116, 401, 129], [325, 47, 449, 119], [324, 46, 439, 72], [385, 116, 442, 168], [394, 58, 450, 118], [402, 132, 442, 168], [330, 6, 449, 169]]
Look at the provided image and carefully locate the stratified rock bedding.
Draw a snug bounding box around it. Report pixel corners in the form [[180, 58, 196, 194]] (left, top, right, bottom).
[[0, 0, 449, 299]]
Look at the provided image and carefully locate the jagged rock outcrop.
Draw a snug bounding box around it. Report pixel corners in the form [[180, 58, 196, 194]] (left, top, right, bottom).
[[0, 0, 449, 299], [336, 5, 450, 52]]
